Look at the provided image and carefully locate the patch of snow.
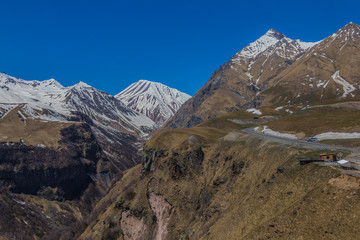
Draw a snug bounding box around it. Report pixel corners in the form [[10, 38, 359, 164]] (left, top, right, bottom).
[[331, 70, 356, 97], [337, 160, 349, 165], [17, 111, 27, 125], [13, 199, 26, 205], [323, 80, 330, 89], [262, 126, 297, 139], [275, 106, 283, 111], [314, 132, 360, 140], [246, 108, 262, 115]]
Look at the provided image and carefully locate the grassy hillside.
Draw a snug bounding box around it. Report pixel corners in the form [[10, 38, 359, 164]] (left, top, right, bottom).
[[262, 105, 360, 137], [0, 105, 77, 148], [68, 113, 360, 240]]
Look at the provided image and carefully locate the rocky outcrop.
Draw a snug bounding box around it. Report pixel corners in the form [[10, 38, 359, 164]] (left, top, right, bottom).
[[148, 191, 173, 240], [120, 211, 148, 240], [0, 124, 104, 200]]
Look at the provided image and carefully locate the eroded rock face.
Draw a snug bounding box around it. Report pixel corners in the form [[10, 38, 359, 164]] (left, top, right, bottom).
[[0, 124, 103, 200], [121, 211, 148, 240], [148, 191, 173, 240]]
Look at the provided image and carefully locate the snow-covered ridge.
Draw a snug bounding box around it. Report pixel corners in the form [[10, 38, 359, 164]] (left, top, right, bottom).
[[115, 80, 191, 125], [236, 29, 284, 59], [314, 132, 360, 140], [0, 73, 157, 137], [232, 28, 319, 62]]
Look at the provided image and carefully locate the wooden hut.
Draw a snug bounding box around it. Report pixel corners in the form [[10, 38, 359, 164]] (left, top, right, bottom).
[[320, 153, 337, 161]]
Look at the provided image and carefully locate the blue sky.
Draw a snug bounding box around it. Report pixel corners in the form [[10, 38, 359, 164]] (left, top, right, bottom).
[[0, 0, 359, 95]]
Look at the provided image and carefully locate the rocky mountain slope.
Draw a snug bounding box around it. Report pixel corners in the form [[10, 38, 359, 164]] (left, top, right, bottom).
[[0, 111, 107, 239], [261, 22, 360, 106], [0, 73, 157, 170], [3, 22, 360, 240], [167, 23, 360, 129], [0, 74, 157, 238], [0, 74, 191, 239], [69, 109, 360, 240], [115, 80, 191, 126]]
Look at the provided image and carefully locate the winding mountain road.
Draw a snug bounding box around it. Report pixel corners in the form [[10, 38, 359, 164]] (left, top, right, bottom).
[[241, 127, 360, 152]]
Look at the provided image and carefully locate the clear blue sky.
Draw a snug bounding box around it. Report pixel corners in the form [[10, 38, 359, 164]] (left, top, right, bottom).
[[0, 0, 359, 95]]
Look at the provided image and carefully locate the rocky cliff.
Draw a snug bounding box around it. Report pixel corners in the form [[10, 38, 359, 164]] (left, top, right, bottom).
[[71, 113, 360, 240], [0, 123, 112, 239]]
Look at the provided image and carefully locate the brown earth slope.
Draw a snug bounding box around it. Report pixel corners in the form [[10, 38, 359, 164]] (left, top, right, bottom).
[[0, 107, 116, 239], [70, 114, 360, 240]]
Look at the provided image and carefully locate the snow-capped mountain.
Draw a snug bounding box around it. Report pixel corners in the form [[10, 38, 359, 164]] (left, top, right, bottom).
[[261, 22, 360, 106], [0, 73, 157, 169], [0, 73, 156, 135], [167, 23, 360, 129], [166, 28, 320, 129], [115, 80, 191, 125], [232, 29, 317, 61], [230, 28, 320, 88]]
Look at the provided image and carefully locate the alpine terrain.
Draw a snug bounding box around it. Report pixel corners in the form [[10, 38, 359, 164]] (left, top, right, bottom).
[[166, 23, 360, 128], [0, 73, 189, 239], [115, 80, 191, 126], [63, 22, 360, 240], [3, 22, 360, 240]]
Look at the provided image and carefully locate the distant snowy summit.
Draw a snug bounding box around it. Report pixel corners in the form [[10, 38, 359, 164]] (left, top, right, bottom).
[[115, 80, 191, 126], [232, 28, 319, 63], [0, 72, 157, 136]]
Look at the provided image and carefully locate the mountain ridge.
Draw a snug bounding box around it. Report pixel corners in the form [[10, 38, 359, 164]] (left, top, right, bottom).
[[166, 22, 360, 129], [115, 79, 191, 126]]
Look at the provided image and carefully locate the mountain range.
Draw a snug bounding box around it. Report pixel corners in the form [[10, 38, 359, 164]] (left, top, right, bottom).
[[2, 22, 360, 240], [0, 73, 190, 168]]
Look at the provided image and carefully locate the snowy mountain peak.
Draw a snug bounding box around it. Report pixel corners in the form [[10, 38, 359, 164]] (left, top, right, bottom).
[[40, 78, 64, 88], [232, 29, 318, 62], [340, 22, 360, 33], [0, 73, 64, 90], [265, 28, 285, 39], [115, 80, 191, 125], [236, 29, 285, 59], [73, 81, 92, 88], [345, 21, 359, 28], [330, 22, 360, 41]]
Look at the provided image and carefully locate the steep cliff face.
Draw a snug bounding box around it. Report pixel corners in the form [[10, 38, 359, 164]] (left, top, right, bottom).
[[0, 124, 102, 200], [0, 123, 111, 239], [73, 114, 360, 240]]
